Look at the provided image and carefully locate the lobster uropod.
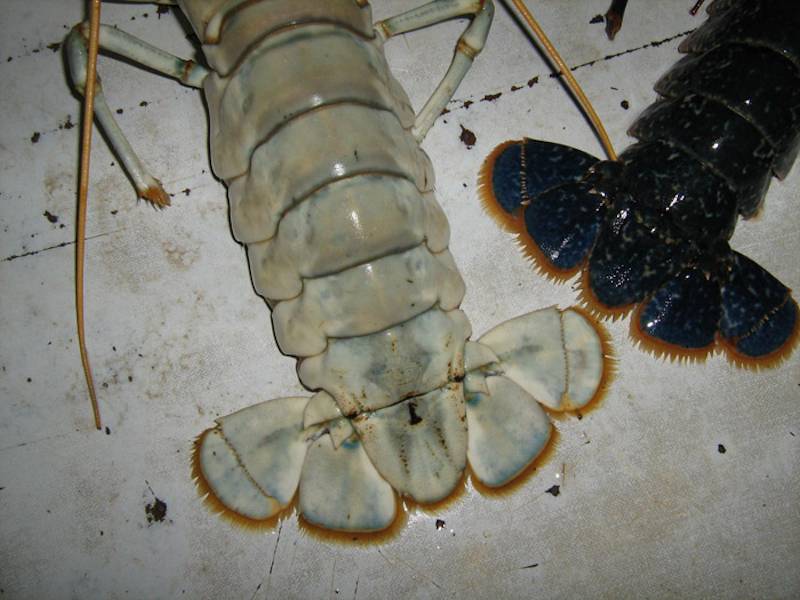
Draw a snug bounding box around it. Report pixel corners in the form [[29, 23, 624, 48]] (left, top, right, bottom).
[[65, 0, 610, 534]]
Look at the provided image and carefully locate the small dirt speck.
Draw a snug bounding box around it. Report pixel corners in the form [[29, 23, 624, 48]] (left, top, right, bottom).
[[718, 444, 726, 454], [110, 209, 118, 215], [510, 84, 523, 92], [181, 188, 191, 196], [482, 92, 501, 102], [145, 498, 167, 523], [26, 377, 32, 383], [157, 5, 170, 16], [47, 42, 61, 52], [620, 100, 630, 110], [459, 125, 476, 149], [31, 132, 40, 143], [105, 426, 111, 435], [545, 484, 560, 497], [435, 519, 446, 530], [116, 108, 124, 115], [462, 99, 473, 110], [527, 76, 539, 87], [140, 100, 149, 107], [43, 210, 59, 224], [440, 107, 450, 116], [590, 14, 604, 24]]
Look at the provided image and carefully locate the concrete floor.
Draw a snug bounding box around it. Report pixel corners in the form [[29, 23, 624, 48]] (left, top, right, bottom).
[[1, 1, 798, 598]]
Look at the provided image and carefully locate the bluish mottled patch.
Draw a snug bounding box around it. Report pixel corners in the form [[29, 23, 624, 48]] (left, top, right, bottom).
[[587, 198, 686, 307], [681, 0, 800, 74], [620, 141, 738, 242], [655, 43, 800, 179], [490, 139, 599, 214], [719, 250, 796, 356], [638, 269, 721, 348], [491, 142, 524, 214], [719, 250, 790, 339], [519, 139, 599, 198], [732, 297, 797, 357], [523, 181, 604, 270], [629, 94, 774, 217]]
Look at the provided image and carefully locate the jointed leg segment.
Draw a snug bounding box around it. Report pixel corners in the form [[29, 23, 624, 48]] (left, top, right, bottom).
[[65, 18, 210, 205]]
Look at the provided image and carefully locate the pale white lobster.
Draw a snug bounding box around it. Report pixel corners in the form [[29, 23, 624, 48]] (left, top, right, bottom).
[[65, 0, 610, 534]]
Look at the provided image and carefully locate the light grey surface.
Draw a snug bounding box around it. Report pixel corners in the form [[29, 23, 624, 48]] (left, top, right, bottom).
[[1, 1, 798, 598]]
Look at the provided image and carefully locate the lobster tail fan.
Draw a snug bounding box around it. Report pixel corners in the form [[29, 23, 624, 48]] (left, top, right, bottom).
[[479, 139, 600, 222], [463, 306, 612, 490], [631, 267, 721, 363], [192, 396, 311, 527], [478, 139, 603, 278], [718, 250, 800, 368]]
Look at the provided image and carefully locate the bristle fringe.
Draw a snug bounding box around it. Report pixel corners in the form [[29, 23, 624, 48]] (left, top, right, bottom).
[[564, 305, 617, 415], [575, 269, 635, 321], [477, 140, 526, 233], [628, 303, 717, 365], [190, 428, 294, 532], [719, 298, 800, 370]]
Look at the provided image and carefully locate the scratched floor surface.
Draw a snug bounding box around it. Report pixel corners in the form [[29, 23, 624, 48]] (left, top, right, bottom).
[[1, 1, 798, 598]]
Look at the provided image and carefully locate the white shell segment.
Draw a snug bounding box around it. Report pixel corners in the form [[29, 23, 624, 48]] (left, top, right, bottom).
[[246, 177, 450, 300], [299, 308, 471, 416], [198, 428, 282, 520], [204, 24, 415, 179], [478, 306, 568, 410], [351, 383, 467, 504], [176, 0, 228, 40], [213, 397, 311, 507], [464, 340, 500, 372], [299, 436, 397, 532], [272, 246, 466, 357], [327, 418, 356, 449], [202, 0, 373, 72], [228, 105, 434, 245], [465, 376, 552, 488], [303, 391, 342, 429], [562, 308, 605, 410]]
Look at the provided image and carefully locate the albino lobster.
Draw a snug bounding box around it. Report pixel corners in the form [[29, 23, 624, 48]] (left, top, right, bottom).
[[65, 0, 610, 535]]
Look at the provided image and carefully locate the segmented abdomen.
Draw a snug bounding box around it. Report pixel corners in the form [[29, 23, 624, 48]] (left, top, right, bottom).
[[201, 2, 471, 410]]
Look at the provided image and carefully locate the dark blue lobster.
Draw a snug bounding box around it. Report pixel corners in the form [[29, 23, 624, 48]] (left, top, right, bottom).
[[480, 0, 799, 367]]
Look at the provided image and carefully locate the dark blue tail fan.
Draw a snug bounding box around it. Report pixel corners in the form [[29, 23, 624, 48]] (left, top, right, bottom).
[[635, 268, 721, 356], [480, 139, 600, 217], [719, 250, 799, 362]]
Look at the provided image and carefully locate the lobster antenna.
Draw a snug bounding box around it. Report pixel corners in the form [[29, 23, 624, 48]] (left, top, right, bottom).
[[77, 0, 103, 430], [508, 0, 618, 161]]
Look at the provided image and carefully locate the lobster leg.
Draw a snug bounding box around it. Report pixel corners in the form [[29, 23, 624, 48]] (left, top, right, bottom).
[[64, 21, 209, 205], [377, 0, 494, 141]]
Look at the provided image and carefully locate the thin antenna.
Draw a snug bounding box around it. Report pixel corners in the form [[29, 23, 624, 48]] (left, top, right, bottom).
[[77, 0, 103, 430], [508, 0, 618, 161]]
